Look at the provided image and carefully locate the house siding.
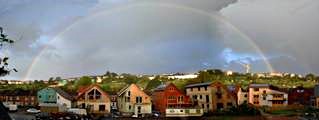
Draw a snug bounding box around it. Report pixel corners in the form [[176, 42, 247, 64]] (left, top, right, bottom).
[[117, 84, 152, 116]]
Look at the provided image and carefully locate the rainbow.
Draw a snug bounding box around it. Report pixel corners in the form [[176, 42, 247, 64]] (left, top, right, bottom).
[[23, 3, 274, 80]]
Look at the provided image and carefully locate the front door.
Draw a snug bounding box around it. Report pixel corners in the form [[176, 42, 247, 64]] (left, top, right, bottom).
[[137, 106, 142, 117]]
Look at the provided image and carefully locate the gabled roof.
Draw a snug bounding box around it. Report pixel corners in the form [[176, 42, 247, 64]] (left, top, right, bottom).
[[185, 82, 212, 88], [117, 84, 130, 96], [52, 87, 74, 101], [153, 83, 186, 94], [76, 84, 109, 99], [117, 84, 149, 97]]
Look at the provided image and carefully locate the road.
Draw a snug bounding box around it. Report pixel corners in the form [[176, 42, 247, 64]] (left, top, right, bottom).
[[9, 112, 36, 120]]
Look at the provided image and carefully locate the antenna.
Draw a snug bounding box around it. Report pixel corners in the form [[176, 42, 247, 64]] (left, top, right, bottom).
[[237, 61, 251, 74]]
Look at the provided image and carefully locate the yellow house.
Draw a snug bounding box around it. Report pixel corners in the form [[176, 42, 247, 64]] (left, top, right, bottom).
[[117, 84, 152, 117]]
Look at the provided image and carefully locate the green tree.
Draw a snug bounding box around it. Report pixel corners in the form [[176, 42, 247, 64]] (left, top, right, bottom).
[[55, 76, 62, 81], [76, 76, 92, 88], [305, 73, 315, 81], [145, 79, 162, 91], [122, 73, 138, 84], [197, 71, 210, 83]]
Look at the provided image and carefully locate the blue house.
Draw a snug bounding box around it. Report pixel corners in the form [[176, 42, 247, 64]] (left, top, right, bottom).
[[37, 87, 73, 113], [37, 87, 57, 103]]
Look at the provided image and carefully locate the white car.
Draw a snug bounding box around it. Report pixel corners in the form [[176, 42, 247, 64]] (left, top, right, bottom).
[[26, 108, 40, 113]]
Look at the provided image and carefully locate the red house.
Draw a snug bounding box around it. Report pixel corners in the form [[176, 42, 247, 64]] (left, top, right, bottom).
[[288, 86, 313, 106], [152, 83, 192, 113]]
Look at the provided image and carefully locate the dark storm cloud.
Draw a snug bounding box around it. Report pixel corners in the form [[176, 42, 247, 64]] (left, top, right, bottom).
[[1, 0, 239, 79]]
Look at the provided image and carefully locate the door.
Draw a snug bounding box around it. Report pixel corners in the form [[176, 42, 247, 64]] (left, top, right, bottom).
[[137, 106, 142, 117]]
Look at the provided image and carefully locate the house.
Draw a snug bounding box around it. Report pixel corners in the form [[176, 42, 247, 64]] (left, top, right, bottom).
[[76, 84, 111, 114], [37, 87, 74, 113], [152, 83, 192, 113], [288, 86, 313, 106], [185, 82, 237, 113], [236, 87, 248, 105], [117, 84, 152, 117], [0, 89, 37, 107], [248, 84, 288, 107]]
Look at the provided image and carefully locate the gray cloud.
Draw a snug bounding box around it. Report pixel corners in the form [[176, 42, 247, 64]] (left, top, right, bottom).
[[221, 0, 319, 74], [6, 0, 318, 80]]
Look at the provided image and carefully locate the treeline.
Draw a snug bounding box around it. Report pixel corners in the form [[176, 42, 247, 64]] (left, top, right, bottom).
[[1, 69, 319, 94]]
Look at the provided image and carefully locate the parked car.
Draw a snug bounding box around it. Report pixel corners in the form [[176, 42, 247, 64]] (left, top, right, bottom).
[[3, 103, 18, 112], [67, 108, 87, 115], [152, 111, 160, 118], [26, 108, 40, 113]]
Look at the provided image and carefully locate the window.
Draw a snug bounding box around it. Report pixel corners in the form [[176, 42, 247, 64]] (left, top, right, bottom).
[[178, 96, 184, 102], [200, 95, 202, 99], [190, 88, 193, 91], [254, 88, 259, 91], [38, 95, 41, 98], [206, 95, 209, 103], [168, 96, 176, 100], [217, 103, 224, 110], [263, 90, 266, 94], [198, 87, 200, 91], [244, 94, 247, 98], [57, 96, 60, 99], [193, 95, 198, 99], [202, 104, 204, 108], [88, 90, 94, 100], [128, 91, 131, 96], [185, 109, 190, 113], [95, 90, 101, 99], [206, 104, 209, 109], [129, 105, 131, 110], [99, 105, 105, 111], [204, 86, 207, 91], [126, 97, 130, 102], [196, 109, 201, 113], [254, 95, 259, 98], [180, 110, 183, 112], [216, 93, 222, 99], [227, 102, 232, 107], [136, 96, 142, 103]]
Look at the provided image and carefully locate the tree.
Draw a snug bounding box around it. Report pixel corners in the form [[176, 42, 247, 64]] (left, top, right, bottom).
[[76, 76, 92, 88], [197, 71, 210, 83], [145, 79, 161, 91], [305, 73, 315, 81], [0, 27, 16, 77], [55, 76, 62, 81], [48, 77, 55, 84]]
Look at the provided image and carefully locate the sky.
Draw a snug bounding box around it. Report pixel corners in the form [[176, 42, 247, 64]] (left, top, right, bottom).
[[0, 0, 318, 80]]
